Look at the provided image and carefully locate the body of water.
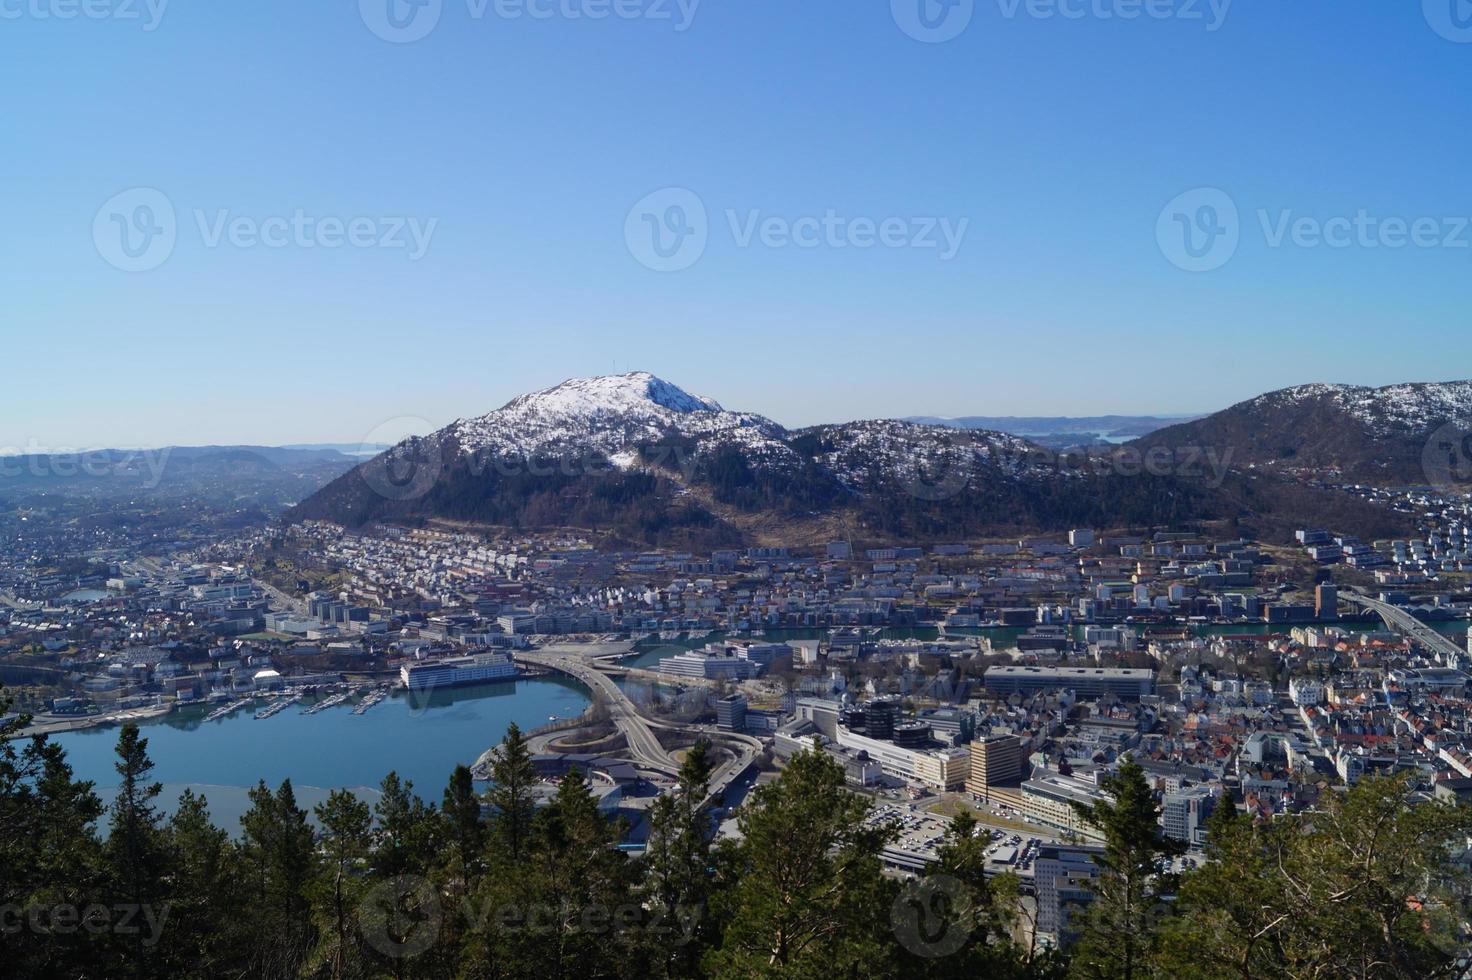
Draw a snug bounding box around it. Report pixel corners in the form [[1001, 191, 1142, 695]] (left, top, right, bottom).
[[50, 677, 590, 830]]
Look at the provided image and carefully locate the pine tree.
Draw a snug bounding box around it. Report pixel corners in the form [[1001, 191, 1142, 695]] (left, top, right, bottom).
[[486, 723, 537, 866], [641, 739, 716, 978], [525, 764, 635, 978], [105, 724, 168, 977], [165, 790, 249, 976], [1065, 758, 1182, 980], [366, 774, 445, 980], [442, 764, 486, 888], [371, 771, 440, 880], [1157, 774, 1472, 979], [239, 778, 318, 976], [906, 809, 1030, 978], [705, 748, 896, 978], [310, 789, 374, 980], [457, 724, 542, 980], [1, 708, 107, 979], [1154, 786, 1280, 980]]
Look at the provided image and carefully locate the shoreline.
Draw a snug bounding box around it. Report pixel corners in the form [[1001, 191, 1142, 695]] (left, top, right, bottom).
[[11, 701, 176, 740]]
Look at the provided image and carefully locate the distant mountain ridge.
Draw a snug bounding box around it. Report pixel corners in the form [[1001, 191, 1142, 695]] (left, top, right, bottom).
[[907, 414, 1197, 448], [288, 372, 1411, 547], [0, 444, 358, 479], [0, 444, 363, 524]]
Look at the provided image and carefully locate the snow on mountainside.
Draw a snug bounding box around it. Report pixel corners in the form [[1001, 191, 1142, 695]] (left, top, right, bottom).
[[1246, 381, 1472, 435], [439, 374, 1058, 485], [1134, 379, 1472, 484], [290, 372, 1426, 545], [446, 372, 797, 466], [795, 419, 1045, 494]]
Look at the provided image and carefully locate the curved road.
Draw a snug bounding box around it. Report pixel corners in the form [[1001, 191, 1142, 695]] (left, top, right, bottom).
[[514, 649, 764, 802], [516, 650, 681, 774]]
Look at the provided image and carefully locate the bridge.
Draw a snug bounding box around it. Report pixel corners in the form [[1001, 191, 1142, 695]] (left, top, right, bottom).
[[1341, 591, 1467, 663], [513, 648, 763, 803], [515, 649, 681, 775]]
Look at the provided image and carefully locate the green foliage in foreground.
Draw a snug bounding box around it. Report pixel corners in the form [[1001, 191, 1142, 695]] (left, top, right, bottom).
[[2, 693, 1471, 979]]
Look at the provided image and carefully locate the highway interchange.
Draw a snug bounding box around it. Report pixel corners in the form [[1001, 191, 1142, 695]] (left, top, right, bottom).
[[514, 646, 763, 804]]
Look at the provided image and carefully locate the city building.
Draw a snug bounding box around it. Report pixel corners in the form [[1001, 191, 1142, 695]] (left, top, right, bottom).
[[795, 697, 840, 738], [1289, 676, 1324, 707], [400, 651, 519, 690], [1315, 582, 1338, 619], [834, 726, 969, 791], [1161, 786, 1217, 846], [984, 666, 1156, 700], [1035, 845, 1104, 943], [966, 735, 1023, 801], [1020, 771, 1110, 842], [716, 693, 748, 731]]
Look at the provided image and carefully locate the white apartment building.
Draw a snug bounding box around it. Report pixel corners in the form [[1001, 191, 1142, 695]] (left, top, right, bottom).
[[1288, 676, 1324, 707], [833, 727, 969, 791], [1020, 771, 1110, 842]]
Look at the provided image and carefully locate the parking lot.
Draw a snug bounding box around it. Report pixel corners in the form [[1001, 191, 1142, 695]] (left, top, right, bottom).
[[862, 799, 1059, 874]]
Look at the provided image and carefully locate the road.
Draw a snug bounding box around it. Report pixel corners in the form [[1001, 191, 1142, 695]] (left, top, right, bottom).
[[256, 579, 309, 618], [648, 716, 763, 805], [516, 649, 682, 775], [1342, 590, 1467, 662], [515, 647, 764, 802]]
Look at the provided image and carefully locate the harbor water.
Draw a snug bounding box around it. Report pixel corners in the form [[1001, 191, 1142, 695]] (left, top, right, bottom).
[[48, 677, 590, 832]]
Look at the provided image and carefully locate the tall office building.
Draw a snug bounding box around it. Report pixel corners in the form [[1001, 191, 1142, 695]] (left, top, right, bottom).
[[1161, 786, 1217, 845], [864, 696, 901, 741], [716, 693, 747, 731], [965, 735, 1022, 800], [1035, 845, 1104, 942], [1315, 583, 1338, 619]]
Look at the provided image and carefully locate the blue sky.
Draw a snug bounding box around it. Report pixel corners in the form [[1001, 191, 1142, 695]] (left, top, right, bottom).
[[3, 0, 1471, 448]]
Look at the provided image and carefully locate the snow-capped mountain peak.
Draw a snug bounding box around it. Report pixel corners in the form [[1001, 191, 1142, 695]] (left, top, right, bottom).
[[445, 372, 791, 462], [498, 372, 723, 418]]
